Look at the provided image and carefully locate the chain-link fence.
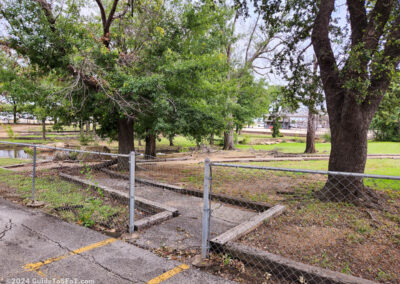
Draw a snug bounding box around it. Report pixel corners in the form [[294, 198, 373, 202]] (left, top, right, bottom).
[[0, 141, 143, 235], [135, 154, 204, 190], [201, 161, 400, 284]]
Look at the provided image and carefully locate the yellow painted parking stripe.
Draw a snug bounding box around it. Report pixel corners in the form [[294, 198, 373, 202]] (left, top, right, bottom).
[[146, 264, 190, 284], [24, 238, 116, 274]]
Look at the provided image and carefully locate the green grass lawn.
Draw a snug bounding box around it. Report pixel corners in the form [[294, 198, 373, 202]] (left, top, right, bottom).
[[0, 168, 126, 228], [5, 138, 60, 144], [243, 159, 400, 176], [0, 158, 29, 166], [133, 134, 400, 156], [236, 141, 400, 154]]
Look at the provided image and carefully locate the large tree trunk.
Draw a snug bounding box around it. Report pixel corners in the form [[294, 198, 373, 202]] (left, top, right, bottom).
[[310, 0, 397, 208], [304, 108, 316, 153], [315, 102, 380, 207], [209, 133, 214, 145], [42, 118, 46, 140], [85, 121, 90, 133], [117, 117, 134, 169], [223, 130, 235, 150], [145, 134, 156, 159], [79, 120, 84, 136], [13, 105, 17, 124], [169, 135, 174, 146]]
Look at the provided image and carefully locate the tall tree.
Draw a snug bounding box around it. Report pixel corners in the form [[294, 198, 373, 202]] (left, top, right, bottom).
[[0, 0, 135, 155], [311, 0, 400, 206], [255, 0, 400, 206], [222, 6, 276, 150]]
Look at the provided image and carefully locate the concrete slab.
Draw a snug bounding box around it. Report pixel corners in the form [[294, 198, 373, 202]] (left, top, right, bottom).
[[84, 175, 257, 251], [0, 198, 234, 284], [132, 185, 256, 250]]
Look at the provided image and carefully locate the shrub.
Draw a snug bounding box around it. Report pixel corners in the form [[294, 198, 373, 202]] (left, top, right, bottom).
[[2, 124, 16, 139], [240, 135, 250, 144], [79, 133, 94, 146], [322, 132, 331, 142]]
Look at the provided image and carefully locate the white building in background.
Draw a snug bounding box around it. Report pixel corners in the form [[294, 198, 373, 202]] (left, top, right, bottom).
[[252, 108, 329, 130]]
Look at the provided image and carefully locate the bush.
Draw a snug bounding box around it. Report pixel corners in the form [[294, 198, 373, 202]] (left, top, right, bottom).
[[322, 132, 331, 142], [79, 133, 94, 146], [2, 124, 16, 139], [240, 135, 250, 144], [23, 147, 41, 156], [292, 136, 305, 143], [371, 120, 400, 142]]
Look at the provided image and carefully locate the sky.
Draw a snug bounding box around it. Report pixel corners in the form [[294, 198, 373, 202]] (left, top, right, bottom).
[[0, 0, 350, 97]]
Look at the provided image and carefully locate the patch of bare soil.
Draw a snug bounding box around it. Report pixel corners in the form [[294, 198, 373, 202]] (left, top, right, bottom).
[[238, 205, 400, 283]]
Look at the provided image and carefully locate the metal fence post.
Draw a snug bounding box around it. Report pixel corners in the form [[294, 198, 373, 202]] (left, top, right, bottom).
[[202, 158, 212, 259], [32, 146, 36, 201], [129, 151, 136, 234]]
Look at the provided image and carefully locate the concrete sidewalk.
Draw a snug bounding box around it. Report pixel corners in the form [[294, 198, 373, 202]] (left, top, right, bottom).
[[0, 198, 233, 284]]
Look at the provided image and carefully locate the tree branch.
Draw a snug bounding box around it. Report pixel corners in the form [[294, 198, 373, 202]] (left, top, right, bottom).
[[311, 0, 340, 91], [94, 0, 107, 30], [312, 0, 343, 127], [33, 0, 56, 31], [105, 0, 120, 33], [245, 12, 260, 63], [364, 0, 394, 51], [347, 0, 367, 46], [364, 11, 400, 114]]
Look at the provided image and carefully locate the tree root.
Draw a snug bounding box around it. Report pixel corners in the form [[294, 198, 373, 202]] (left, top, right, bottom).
[[315, 184, 384, 210]]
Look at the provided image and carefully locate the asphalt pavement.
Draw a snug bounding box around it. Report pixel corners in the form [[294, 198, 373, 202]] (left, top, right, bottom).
[[0, 198, 233, 284]]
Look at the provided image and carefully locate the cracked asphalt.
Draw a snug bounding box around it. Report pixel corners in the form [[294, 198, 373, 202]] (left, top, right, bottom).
[[0, 198, 233, 284]]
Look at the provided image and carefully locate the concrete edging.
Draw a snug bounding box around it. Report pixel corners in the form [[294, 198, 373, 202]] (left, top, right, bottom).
[[220, 242, 378, 284], [135, 177, 272, 212], [209, 205, 377, 284], [59, 173, 178, 230], [211, 205, 285, 245], [99, 168, 271, 212]]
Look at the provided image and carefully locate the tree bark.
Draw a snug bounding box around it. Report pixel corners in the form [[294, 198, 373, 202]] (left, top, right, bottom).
[[315, 106, 380, 207], [42, 118, 46, 140], [223, 130, 235, 150], [79, 120, 83, 136], [169, 136, 174, 146], [85, 121, 90, 133], [117, 117, 134, 169], [209, 133, 214, 145], [310, 0, 400, 207], [304, 108, 316, 153], [145, 134, 156, 158], [13, 105, 17, 124]]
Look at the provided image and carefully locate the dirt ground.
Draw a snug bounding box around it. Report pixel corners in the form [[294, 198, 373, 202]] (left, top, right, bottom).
[[238, 206, 400, 283], [1, 154, 399, 283], [133, 161, 400, 283], [0, 123, 42, 133]]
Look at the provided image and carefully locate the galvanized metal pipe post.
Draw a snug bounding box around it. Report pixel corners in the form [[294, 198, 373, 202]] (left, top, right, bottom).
[[202, 158, 212, 259], [129, 151, 136, 234], [31, 146, 37, 201]]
